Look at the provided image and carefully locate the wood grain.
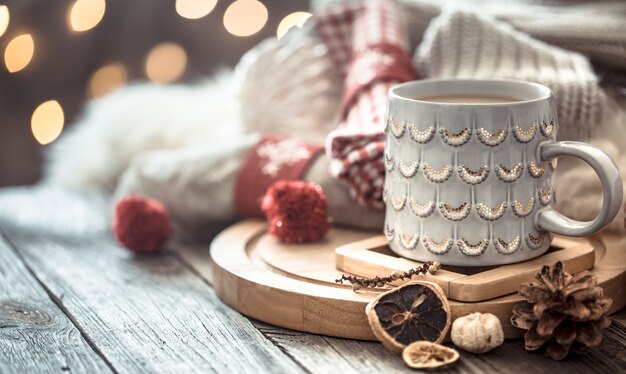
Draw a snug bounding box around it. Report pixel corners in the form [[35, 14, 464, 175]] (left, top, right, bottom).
[[255, 228, 374, 283], [212, 220, 378, 340], [1, 186, 624, 373], [335, 235, 595, 301], [0, 187, 303, 373], [211, 219, 626, 340], [0, 234, 111, 373], [173, 228, 492, 373], [257, 319, 626, 374]]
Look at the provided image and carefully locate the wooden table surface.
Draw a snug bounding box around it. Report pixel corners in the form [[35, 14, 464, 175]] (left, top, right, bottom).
[[0, 186, 624, 374]]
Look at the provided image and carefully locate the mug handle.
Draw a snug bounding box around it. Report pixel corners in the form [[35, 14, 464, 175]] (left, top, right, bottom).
[[536, 141, 623, 237]]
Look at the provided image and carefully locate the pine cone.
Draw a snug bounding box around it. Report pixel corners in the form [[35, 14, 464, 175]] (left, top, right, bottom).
[[511, 261, 613, 360]]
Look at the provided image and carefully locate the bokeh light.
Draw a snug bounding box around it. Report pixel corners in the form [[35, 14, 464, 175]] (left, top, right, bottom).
[[175, 0, 217, 20], [88, 62, 127, 98], [31, 100, 64, 145], [4, 34, 34, 73], [0, 6, 9, 38], [223, 0, 268, 37], [276, 11, 312, 39], [69, 0, 106, 32], [145, 42, 187, 83]]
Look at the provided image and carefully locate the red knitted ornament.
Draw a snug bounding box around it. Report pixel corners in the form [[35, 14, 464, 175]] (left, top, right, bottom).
[[261, 180, 329, 243], [113, 195, 171, 254]]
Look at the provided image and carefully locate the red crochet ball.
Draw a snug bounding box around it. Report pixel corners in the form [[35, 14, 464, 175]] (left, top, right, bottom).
[[113, 195, 172, 254], [261, 180, 329, 243]]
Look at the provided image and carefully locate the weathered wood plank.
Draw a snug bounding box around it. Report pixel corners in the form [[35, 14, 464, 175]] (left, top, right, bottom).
[[256, 320, 626, 374], [0, 187, 303, 373], [172, 213, 626, 374], [256, 322, 514, 374], [255, 321, 407, 373], [0, 234, 111, 373], [172, 226, 495, 373], [467, 321, 626, 374]]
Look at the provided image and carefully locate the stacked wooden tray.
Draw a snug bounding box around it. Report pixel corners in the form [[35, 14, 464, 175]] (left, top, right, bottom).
[[211, 220, 626, 340]]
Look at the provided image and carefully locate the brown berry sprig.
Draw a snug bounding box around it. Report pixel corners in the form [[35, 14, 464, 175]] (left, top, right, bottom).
[[335, 261, 441, 291]]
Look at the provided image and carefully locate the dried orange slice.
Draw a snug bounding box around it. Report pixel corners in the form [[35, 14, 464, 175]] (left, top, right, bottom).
[[366, 280, 451, 353], [402, 341, 459, 369]]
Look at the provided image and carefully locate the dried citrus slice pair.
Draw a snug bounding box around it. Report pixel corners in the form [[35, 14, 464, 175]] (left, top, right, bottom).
[[365, 281, 451, 353]]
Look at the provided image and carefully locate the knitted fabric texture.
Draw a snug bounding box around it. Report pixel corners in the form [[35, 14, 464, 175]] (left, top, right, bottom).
[[316, 0, 416, 209], [413, 8, 607, 140], [314, 0, 626, 74]]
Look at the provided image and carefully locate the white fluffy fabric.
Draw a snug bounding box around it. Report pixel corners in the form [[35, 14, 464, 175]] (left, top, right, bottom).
[[111, 135, 258, 244], [45, 71, 243, 192]]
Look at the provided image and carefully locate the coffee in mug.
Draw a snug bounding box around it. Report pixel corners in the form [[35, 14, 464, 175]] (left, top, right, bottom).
[[416, 95, 523, 104]]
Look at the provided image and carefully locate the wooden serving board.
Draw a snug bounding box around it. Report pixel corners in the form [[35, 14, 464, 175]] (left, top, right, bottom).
[[335, 236, 595, 302], [211, 219, 626, 341]]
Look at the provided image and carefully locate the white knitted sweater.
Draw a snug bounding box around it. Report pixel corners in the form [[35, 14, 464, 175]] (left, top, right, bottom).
[[413, 8, 606, 140]]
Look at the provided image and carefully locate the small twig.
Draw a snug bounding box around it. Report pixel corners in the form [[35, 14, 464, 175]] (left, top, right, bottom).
[[335, 261, 441, 291]]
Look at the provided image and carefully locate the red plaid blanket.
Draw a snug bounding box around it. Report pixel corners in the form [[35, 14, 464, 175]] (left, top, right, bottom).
[[315, 0, 416, 209]]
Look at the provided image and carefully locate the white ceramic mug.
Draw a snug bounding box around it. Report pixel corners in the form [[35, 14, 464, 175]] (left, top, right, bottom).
[[383, 79, 623, 266]]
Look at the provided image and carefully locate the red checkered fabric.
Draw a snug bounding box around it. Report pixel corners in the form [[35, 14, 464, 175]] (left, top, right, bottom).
[[315, 0, 416, 209]]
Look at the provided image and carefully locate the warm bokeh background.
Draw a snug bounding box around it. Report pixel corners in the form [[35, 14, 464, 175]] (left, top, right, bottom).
[[0, 0, 309, 186]]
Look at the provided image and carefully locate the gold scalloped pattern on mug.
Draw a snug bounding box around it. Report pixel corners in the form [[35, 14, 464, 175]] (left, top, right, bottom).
[[457, 239, 489, 256], [384, 224, 395, 242], [512, 196, 535, 217], [389, 120, 405, 138], [439, 202, 471, 221], [476, 201, 507, 221], [439, 127, 472, 147], [390, 194, 406, 211], [399, 160, 419, 178], [526, 232, 547, 249], [540, 120, 555, 137], [512, 123, 537, 143], [495, 163, 523, 182], [384, 153, 395, 172], [423, 236, 454, 255], [538, 185, 554, 206], [408, 124, 435, 144], [477, 127, 507, 146], [494, 236, 521, 254], [408, 199, 436, 218], [528, 161, 547, 178], [422, 163, 453, 183], [399, 233, 420, 250], [458, 165, 490, 185]]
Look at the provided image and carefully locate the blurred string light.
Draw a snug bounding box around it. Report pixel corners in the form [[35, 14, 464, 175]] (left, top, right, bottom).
[[145, 42, 187, 83], [0, 5, 9, 38], [276, 11, 312, 39], [31, 100, 64, 145], [88, 62, 127, 98], [69, 0, 106, 32], [223, 0, 268, 37], [4, 34, 34, 73], [176, 0, 217, 19]]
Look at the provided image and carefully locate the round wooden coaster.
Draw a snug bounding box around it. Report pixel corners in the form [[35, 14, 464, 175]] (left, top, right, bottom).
[[210, 220, 626, 341]]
